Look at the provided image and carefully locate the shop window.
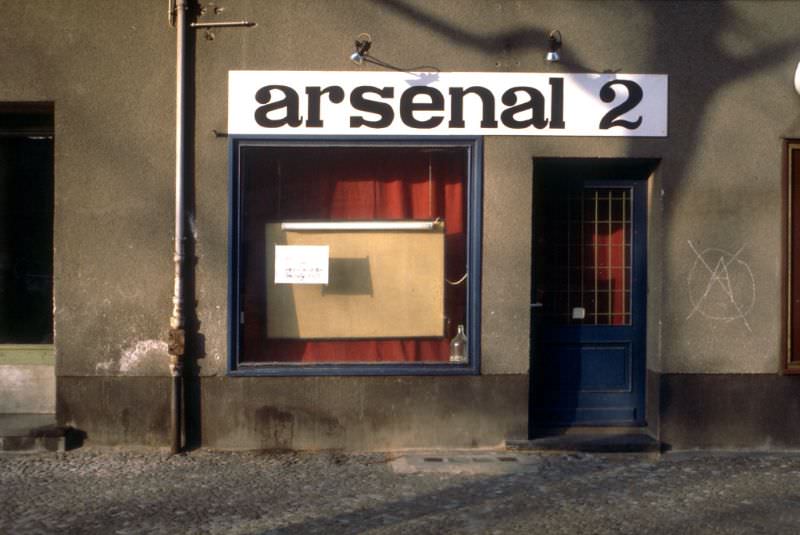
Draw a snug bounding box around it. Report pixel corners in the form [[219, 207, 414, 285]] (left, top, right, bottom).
[[0, 105, 54, 346], [229, 139, 481, 375], [787, 141, 800, 373]]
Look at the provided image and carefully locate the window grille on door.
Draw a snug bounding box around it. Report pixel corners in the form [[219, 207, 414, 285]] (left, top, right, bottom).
[[539, 187, 632, 325]]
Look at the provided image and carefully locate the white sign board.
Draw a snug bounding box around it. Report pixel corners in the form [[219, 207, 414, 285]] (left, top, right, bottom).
[[274, 245, 329, 285], [229, 71, 667, 137]]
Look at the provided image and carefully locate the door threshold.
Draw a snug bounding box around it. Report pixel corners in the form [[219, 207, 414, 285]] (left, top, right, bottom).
[[531, 426, 650, 437], [508, 428, 660, 455]]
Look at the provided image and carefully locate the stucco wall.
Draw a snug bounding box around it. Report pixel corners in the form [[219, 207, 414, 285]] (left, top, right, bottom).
[[0, 365, 54, 413], [2, 1, 800, 447], [0, 2, 174, 379], [192, 0, 800, 377]]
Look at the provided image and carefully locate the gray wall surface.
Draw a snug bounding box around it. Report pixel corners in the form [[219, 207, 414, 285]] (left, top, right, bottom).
[[194, 0, 800, 377], [0, 2, 174, 379], [1, 0, 799, 447], [0, 365, 54, 413]]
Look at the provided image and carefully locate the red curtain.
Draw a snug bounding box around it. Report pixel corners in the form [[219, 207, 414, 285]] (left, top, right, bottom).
[[241, 147, 467, 363], [591, 226, 628, 325]]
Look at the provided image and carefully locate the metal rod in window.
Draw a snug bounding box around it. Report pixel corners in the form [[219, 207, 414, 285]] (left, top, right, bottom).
[[608, 190, 612, 322], [566, 191, 572, 321], [281, 220, 441, 231], [622, 189, 627, 321], [580, 190, 585, 320], [428, 153, 433, 218], [594, 189, 599, 325]]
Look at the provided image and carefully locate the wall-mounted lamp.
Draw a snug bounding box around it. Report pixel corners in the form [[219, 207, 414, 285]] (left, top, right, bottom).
[[350, 33, 374, 66], [546, 30, 562, 63], [348, 33, 440, 75], [794, 61, 800, 96]]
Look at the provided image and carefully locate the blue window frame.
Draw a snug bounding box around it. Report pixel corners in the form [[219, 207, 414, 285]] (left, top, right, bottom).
[[228, 136, 482, 376]]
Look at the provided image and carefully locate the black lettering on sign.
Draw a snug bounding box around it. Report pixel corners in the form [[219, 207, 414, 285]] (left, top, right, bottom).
[[500, 87, 547, 129], [549, 78, 565, 129], [449, 87, 498, 128], [400, 86, 445, 129], [254, 85, 303, 127], [350, 87, 394, 128], [305, 86, 345, 127], [599, 80, 643, 130]]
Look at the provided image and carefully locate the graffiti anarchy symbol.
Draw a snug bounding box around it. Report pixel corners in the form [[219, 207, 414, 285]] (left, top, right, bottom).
[[686, 241, 755, 332]]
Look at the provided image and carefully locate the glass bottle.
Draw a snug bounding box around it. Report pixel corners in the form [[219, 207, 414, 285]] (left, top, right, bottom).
[[449, 324, 468, 363]]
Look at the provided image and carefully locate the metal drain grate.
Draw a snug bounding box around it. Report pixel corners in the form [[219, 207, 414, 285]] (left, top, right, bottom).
[[421, 455, 521, 464], [391, 453, 537, 474]]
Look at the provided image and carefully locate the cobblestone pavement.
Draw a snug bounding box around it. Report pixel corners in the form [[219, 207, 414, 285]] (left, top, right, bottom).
[[3, 448, 800, 534]]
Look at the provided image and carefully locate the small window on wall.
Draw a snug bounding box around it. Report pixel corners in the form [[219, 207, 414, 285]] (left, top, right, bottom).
[[787, 141, 800, 373], [229, 139, 482, 375]]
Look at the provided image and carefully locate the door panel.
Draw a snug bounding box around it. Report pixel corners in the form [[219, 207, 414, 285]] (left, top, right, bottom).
[[531, 160, 649, 429], [538, 342, 632, 392]]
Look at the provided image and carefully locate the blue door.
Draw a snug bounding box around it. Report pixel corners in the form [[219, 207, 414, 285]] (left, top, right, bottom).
[[530, 160, 649, 428]]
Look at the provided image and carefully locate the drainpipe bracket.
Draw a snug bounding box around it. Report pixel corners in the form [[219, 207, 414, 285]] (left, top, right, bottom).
[[168, 328, 186, 357], [169, 360, 183, 377]]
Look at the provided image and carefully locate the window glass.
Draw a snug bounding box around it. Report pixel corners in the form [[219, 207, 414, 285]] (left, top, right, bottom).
[[787, 142, 800, 372], [538, 187, 632, 326], [236, 145, 469, 365], [0, 110, 53, 344]]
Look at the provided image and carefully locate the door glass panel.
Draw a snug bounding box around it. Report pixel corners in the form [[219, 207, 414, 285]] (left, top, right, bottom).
[[539, 187, 632, 325]]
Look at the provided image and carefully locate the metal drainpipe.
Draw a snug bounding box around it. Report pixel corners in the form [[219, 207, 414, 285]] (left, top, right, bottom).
[[168, 0, 189, 455], [167, 0, 253, 455]]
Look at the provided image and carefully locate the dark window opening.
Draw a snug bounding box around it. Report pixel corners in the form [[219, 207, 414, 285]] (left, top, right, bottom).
[[786, 141, 800, 373], [0, 105, 54, 344]]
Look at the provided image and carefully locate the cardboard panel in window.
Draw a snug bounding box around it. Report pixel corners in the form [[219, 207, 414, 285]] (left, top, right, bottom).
[[265, 222, 445, 339]]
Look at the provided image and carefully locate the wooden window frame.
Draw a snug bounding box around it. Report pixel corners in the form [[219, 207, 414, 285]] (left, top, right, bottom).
[[785, 140, 800, 373]]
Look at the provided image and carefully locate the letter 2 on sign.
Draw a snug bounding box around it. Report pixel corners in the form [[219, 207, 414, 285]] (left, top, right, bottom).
[[598, 80, 643, 130]]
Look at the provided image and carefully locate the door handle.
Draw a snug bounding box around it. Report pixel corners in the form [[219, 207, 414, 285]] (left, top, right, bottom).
[[530, 302, 544, 308]]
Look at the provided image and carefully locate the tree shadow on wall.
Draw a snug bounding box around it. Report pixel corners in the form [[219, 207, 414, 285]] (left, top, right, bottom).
[[370, 0, 800, 444], [374, 0, 800, 225], [370, 0, 593, 73]]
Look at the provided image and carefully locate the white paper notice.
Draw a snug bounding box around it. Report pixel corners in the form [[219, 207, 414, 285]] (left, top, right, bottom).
[[274, 245, 329, 284]]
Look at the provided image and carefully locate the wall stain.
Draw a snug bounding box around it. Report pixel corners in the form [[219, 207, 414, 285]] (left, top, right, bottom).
[[95, 340, 169, 374], [119, 340, 169, 372], [255, 405, 343, 450]]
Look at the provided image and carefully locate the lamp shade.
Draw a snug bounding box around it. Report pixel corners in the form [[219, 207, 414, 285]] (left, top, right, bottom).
[[794, 61, 800, 96]]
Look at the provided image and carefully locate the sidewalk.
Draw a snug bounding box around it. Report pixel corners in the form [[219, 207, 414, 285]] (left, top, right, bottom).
[[0, 414, 67, 453], [2, 447, 800, 534]]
